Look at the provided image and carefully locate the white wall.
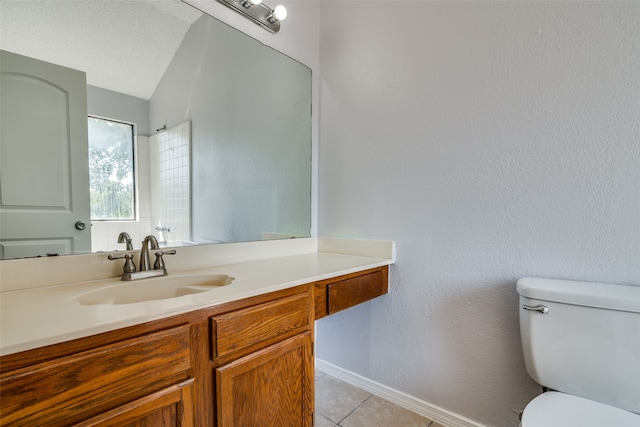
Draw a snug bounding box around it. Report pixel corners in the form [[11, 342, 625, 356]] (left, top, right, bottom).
[[316, 2, 640, 427], [86, 86, 150, 136]]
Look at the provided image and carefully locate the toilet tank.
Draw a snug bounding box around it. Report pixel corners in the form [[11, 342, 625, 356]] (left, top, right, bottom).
[[517, 277, 640, 414]]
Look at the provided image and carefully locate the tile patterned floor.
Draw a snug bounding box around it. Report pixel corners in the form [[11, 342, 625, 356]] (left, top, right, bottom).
[[315, 371, 446, 427]]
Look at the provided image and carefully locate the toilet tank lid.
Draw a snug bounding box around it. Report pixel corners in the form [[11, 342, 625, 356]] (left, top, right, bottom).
[[517, 278, 640, 313]]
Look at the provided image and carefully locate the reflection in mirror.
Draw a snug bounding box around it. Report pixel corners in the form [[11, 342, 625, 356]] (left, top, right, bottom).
[[0, 0, 311, 259], [88, 116, 137, 222]]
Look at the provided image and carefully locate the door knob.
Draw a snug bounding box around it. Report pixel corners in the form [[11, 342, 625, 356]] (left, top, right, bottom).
[[75, 221, 87, 230]]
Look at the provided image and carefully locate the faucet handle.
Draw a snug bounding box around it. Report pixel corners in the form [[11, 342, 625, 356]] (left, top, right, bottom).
[[153, 250, 176, 270], [108, 253, 137, 273]]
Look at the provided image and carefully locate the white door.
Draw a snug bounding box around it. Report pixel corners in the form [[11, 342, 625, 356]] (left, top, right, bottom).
[[0, 50, 91, 259]]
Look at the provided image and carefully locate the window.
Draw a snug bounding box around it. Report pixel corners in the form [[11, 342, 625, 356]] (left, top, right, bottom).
[[88, 116, 136, 220]]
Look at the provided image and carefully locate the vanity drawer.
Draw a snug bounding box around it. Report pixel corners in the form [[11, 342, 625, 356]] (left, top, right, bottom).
[[0, 324, 191, 426], [314, 267, 389, 319], [211, 292, 311, 362]]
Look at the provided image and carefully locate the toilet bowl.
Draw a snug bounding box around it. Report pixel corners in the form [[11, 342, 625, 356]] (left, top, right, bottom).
[[517, 278, 640, 427]]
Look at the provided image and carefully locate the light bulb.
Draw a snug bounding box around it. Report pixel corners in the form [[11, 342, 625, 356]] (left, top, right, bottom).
[[273, 5, 287, 21]]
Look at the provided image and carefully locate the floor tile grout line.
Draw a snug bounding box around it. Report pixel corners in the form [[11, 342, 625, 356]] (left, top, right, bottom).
[[335, 393, 374, 426], [316, 372, 436, 427]]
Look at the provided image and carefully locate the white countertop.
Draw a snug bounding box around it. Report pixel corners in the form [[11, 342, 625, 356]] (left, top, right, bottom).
[[1, 246, 393, 356]]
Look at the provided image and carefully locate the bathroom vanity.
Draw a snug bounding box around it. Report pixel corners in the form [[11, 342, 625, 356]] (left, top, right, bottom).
[[0, 238, 392, 426]]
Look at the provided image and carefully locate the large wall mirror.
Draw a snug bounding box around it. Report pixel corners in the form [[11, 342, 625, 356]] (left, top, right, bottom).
[[0, 0, 312, 260]]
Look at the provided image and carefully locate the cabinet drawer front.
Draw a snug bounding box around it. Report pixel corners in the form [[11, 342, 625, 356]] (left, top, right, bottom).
[[0, 325, 191, 426], [327, 269, 388, 315], [211, 293, 310, 360]]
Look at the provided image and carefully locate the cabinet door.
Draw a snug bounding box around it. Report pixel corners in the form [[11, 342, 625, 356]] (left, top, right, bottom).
[[75, 379, 195, 427], [216, 333, 313, 427]]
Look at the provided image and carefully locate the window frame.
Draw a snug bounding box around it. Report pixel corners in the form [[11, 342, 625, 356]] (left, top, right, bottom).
[[87, 115, 138, 222]]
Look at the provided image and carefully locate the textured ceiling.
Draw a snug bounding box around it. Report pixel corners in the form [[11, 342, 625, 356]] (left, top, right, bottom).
[[0, 0, 202, 100]]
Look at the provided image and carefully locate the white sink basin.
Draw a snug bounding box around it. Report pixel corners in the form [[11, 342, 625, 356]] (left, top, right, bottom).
[[74, 273, 235, 305]]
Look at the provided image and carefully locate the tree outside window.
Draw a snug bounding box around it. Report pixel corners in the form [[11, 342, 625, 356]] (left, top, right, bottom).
[[88, 116, 136, 220]]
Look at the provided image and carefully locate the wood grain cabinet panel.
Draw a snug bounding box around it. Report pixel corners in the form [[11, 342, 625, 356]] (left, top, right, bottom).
[[76, 379, 195, 427], [314, 266, 389, 319], [215, 333, 314, 427], [0, 325, 191, 426], [211, 292, 311, 362]]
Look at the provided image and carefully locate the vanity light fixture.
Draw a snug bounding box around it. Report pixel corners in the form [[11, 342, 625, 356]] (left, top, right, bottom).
[[216, 0, 287, 33], [241, 0, 262, 6]]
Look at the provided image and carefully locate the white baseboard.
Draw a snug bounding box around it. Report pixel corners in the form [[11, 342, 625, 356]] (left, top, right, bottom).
[[315, 359, 486, 427]]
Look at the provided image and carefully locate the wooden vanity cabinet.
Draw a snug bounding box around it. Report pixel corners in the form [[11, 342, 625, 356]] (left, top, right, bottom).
[[0, 266, 389, 427], [210, 289, 314, 427]]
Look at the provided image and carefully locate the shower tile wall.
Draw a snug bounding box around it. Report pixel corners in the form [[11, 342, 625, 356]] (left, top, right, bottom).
[[149, 121, 191, 246]]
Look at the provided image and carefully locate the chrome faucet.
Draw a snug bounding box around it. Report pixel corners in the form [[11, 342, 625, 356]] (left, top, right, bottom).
[[117, 232, 133, 250], [139, 235, 160, 271]]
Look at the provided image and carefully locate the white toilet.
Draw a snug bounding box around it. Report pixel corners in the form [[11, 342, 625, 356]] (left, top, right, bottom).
[[517, 277, 640, 427]]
